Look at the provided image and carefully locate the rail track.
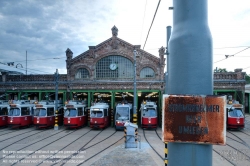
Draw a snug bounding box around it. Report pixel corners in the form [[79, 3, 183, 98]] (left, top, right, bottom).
[[0, 130, 46, 151], [76, 133, 123, 165], [35, 129, 93, 165], [51, 129, 105, 165], [0, 128, 43, 142], [143, 129, 164, 161], [0, 128, 26, 137], [227, 131, 250, 149], [10, 129, 78, 165], [0, 129, 73, 162]]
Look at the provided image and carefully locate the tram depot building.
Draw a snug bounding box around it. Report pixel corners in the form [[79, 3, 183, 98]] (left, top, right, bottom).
[[0, 26, 249, 126]]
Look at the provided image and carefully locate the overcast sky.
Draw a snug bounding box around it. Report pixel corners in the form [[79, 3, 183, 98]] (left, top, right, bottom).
[[0, 0, 250, 75]]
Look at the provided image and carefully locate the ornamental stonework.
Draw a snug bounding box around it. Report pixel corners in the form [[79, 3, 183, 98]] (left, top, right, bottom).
[[0, 27, 246, 95]]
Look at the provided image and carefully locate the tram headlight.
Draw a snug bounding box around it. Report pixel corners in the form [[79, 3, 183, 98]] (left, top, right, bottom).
[[149, 120, 151, 123], [68, 121, 70, 123], [10, 120, 12, 123], [37, 121, 39, 123]]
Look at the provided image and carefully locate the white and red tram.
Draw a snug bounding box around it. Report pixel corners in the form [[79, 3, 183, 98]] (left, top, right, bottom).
[[226, 96, 245, 129], [114, 101, 133, 131], [90, 101, 110, 129], [8, 100, 35, 128], [140, 101, 157, 129], [64, 100, 87, 128], [33, 100, 64, 129], [0, 100, 9, 127]]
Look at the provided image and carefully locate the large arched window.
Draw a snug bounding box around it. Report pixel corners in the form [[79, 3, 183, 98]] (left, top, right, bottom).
[[95, 55, 133, 79], [140, 67, 155, 78], [75, 68, 89, 79]]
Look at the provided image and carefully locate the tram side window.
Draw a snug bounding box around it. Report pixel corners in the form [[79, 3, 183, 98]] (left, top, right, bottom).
[[47, 108, 54, 116], [78, 108, 83, 116], [104, 109, 107, 116], [0, 107, 8, 115], [21, 107, 30, 115]]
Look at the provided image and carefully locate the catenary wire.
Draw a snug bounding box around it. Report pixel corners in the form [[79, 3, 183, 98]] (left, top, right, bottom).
[[140, 0, 147, 44], [143, 0, 161, 50], [214, 46, 250, 63]]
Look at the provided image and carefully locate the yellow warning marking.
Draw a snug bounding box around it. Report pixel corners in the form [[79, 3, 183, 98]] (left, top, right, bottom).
[[164, 148, 168, 154]]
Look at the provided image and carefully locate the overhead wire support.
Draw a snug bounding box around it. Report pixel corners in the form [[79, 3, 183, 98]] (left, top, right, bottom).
[[214, 46, 250, 63], [143, 0, 161, 50]]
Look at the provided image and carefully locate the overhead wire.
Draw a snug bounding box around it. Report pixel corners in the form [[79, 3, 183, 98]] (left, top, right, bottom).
[[140, 0, 147, 44], [214, 46, 250, 63], [0, 64, 51, 74], [14, 57, 65, 63], [214, 46, 250, 49], [0, 56, 65, 74], [143, 0, 161, 50]]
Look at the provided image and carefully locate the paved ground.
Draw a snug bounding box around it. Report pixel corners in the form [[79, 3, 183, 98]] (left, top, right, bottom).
[[1, 115, 250, 166], [85, 116, 250, 166]]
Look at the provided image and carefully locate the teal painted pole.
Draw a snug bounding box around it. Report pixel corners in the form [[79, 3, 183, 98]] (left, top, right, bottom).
[[167, 0, 213, 165]]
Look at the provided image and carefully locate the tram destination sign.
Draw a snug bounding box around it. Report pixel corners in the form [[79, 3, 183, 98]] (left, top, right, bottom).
[[162, 95, 226, 145]]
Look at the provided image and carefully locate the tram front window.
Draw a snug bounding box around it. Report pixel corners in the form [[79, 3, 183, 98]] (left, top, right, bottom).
[[116, 107, 129, 120], [143, 109, 156, 117], [91, 110, 103, 117], [35, 109, 47, 117], [229, 109, 244, 117], [64, 109, 77, 117], [9, 108, 21, 116]]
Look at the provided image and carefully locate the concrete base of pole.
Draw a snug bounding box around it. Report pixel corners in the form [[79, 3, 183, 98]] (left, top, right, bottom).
[[54, 125, 59, 130], [168, 143, 212, 166]]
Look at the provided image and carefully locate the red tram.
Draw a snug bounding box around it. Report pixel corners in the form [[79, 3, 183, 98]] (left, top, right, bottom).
[[114, 101, 132, 131], [90, 102, 110, 129], [64, 100, 87, 128], [33, 100, 64, 129], [8, 100, 35, 128], [0, 100, 9, 127], [140, 101, 157, 129], [226, 96, 244, 129]]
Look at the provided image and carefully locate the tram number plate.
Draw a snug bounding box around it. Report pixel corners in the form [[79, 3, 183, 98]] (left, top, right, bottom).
[[25, 117, 27, 120]]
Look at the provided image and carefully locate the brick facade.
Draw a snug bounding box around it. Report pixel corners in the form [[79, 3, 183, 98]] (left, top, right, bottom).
[[0, 26, 246, 96]]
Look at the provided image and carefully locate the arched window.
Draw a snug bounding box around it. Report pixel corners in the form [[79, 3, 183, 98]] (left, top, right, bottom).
[[140, 67, 155, 78], [75, 68, 89, 79], [95, 55, 133, 79]]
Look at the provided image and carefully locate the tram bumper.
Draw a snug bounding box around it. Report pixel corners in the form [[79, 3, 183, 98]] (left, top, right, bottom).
[[8, 124, 21, 128], [64, 124, 79, 128], [90, 123, 104, 129], [141, 124, 157, 129]]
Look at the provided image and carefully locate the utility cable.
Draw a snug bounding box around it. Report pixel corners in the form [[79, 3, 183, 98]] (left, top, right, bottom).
[[14, 57, 65, 63], [214, 46, 250, 63], [0, 63, 51, 74], [140, 0, 147, 44], [143, 0, 161, 50]]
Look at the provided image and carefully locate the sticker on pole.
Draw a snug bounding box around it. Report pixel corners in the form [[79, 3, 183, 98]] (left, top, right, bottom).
[[162, 95, 226, 145]]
